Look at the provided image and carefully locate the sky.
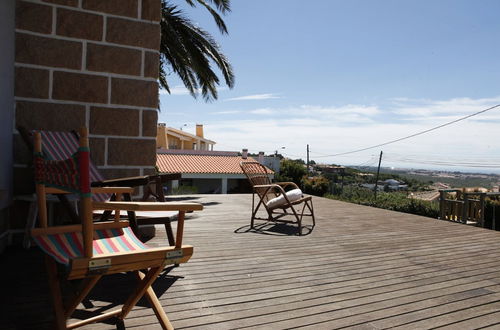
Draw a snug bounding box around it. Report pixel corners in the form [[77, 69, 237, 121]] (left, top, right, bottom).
[[158, 0, 500, 173]]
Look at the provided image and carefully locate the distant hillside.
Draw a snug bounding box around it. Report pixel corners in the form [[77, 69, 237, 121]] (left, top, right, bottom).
[[351, 166, 500, 189]]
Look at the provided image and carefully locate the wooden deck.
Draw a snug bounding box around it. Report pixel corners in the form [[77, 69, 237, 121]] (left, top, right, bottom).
[[4, 194, 500, 329]]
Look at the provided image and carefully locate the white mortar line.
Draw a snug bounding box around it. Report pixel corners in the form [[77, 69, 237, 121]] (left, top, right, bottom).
[[107, 76, 111, 105], [138, 0, 142, 19], [15, 29, 160, 54], [14, 96, 158, 111], [85, 105, 90, 128], [48, 69, 53, 100], [51, 6, 56, 35], [104, 136, 108, 166], [15, 62, 158, 82], [21, 0, 157, 24], [139, 109, 143, 136], [141, 50, 145, 77], [82, 41, 87, 71]]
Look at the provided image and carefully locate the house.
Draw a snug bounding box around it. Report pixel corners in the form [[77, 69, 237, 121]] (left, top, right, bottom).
[[155, 124, 274, 194], [157, 123, 215, 150], [156, 150, 274, 194]]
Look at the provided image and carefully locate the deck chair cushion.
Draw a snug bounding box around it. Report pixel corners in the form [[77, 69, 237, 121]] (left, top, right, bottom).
[[266, 188, 303, 209], [33, 227, 148, 265]]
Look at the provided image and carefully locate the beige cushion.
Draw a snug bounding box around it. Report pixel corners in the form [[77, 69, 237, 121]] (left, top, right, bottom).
[[266, 188, 303, 209]]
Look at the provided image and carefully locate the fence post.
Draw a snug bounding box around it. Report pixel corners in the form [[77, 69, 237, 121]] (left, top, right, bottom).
[[462, 193, 468, 224], [480, 193, 485, 228], [439, 190, 445, 220]]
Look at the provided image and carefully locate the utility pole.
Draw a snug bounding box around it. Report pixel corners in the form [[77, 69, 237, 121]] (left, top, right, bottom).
[[373, 151, 383, 199], [306, 144, 310, 175]]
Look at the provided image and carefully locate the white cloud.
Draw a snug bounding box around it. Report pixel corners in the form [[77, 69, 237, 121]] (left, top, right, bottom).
[[250, 108, 275, 115], [225, 93, 281, 101], [202, 96, 500, 172], [211, 110, 241, 115], [391, 96, 500, 117]]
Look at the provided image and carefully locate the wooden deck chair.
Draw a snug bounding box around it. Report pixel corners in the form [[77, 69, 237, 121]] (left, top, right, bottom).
[[31, 128, 202, 329], [18, 126, 181, 246], [240, 161, 315, 235]]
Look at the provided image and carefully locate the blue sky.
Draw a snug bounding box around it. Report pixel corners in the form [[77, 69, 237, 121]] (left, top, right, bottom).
[[159, 0, 500, 173]]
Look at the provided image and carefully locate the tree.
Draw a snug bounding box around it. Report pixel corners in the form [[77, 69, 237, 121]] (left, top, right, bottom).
[[275, 159, 307, 186], [160, 0, 235, 101]]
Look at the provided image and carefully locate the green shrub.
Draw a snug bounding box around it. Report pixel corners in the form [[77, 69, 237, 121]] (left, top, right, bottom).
[[302, 176, 330, 196], [171, 185, 198, 195], [325, 186, 439, 218]]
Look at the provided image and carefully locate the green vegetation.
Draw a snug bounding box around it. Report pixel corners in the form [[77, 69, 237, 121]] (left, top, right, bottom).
[[325, 187, 440, 218], [302, 176, 330, 196], [171, 185, 198, 195], [275, 159, 307, 185]]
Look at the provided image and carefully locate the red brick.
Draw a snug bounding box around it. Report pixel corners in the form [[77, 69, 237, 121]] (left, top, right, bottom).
[[141, 0, 161, 21], [142, 110, 158, 137], [42, 0, 78, 6], [13, 133, 31, 165], [13, 168, 34, 195], [16, 1, 52, 34], [111, 78, 157, 108], [15, 67, 49, 98], [106, 17, 160, 50], [15, 33, 82, 69], [52, 71, 108, 103], [57, 8, 103, 41], [86, 43, 141, 76], [89, 137, 105, 166], [15, 101, 86, 131], [90, 107, 139, 136], [82, 0, 138, 18], [144, 51, 159, 78], [108, 138, 156, 166]]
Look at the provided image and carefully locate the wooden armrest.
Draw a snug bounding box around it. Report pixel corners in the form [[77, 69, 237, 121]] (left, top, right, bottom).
[[92, 201, 203, 212], [91, 187, 134, 194], [91, 175, 150, 188], [45, 187, 72, 194], [275, 181, 299, 188], [31, 220, 130, 237]]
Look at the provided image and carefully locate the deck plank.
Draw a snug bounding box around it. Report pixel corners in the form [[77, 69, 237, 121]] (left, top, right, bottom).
[[3, 194, 500, 329]]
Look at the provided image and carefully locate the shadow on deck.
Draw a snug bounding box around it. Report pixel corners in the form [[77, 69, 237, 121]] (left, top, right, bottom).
[[3, 194, 500, 329]]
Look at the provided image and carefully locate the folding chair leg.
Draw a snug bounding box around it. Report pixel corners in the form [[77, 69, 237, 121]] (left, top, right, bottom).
[[119, 266, 165, 321], [64, 275, 101, 319], [137, 271, 174, 330], [45, 255, 66, 330], [164, 221, 176, 246]]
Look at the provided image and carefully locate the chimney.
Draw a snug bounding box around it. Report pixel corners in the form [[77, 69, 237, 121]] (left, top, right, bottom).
[[242, 148, 248, 159], [258, 151, 264, 163], [196, 124, 204, 138]]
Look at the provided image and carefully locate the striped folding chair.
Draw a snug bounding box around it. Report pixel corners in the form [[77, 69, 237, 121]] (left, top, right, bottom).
[[18, 127, 182, 246], [30, 127, 202, 329]]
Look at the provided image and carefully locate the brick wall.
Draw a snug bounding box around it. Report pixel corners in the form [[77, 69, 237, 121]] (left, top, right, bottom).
[[14, 0, 161, 193]]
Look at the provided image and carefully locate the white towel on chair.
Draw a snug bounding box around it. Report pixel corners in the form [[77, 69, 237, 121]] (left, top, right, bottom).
[[266, 188, 303, 209]]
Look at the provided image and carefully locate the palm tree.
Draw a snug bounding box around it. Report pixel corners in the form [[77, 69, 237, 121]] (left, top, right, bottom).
[[160, 0, 235, 101]]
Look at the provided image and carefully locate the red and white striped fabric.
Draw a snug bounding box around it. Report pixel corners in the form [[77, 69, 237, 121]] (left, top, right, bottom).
[[39, 131, 109, 202], [32, 227, 149, 265]]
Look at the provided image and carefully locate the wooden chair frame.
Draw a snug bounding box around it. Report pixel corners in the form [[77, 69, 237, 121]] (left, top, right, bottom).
[[31, 128, 202, 329], [240, 161, 315, 235]]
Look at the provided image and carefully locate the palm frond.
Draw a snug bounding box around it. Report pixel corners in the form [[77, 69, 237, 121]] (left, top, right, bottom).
[[160, 2, 234, 101]]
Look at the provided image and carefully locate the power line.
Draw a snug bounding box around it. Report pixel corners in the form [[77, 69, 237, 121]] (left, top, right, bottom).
[[314, 103, 500, 158]]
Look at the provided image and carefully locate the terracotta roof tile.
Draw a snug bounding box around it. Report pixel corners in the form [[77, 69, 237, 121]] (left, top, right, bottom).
[[156, 154, 273, 174]]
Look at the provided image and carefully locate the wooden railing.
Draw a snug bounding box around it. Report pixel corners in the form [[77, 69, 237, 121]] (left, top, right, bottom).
[[439, 190, 485, 227]]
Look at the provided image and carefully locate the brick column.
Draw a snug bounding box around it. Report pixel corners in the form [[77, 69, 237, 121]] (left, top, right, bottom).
[[14, 0, 161, 193]]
